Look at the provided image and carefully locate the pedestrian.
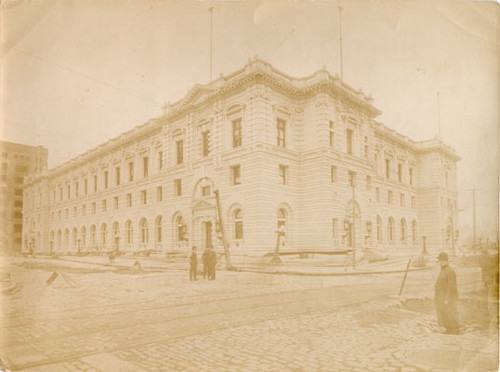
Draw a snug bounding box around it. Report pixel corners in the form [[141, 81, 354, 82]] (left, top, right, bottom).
[[202, 247, 210, 279], [434, 252, 459, 334], [189, 246, 198, 281], [208, 246, 217, 280]]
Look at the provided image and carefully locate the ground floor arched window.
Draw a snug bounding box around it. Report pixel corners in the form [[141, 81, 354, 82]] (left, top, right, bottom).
[[376, 215, 382, 242], [90, 225, 96, 246], [126, 220, 133, 244], [140, 218, 148, 244], [101, 224, 107, 246], [234, 209, 243, 239], [155, 216, 162, 243], [412, 220, 417, 242], [401, 218, 406, 241], [388, 217, 395, 242]]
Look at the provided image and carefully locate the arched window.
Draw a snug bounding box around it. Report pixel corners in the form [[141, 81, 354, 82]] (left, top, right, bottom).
[[412, 220, 417, 242], [112, 222, 119, 240], [140, 218, 148, 244], [101, 223, 107, 246], [376, 215, 382, 242], [155, 216, 162, 243], [81, 226, 86, 247], [57, 230, 62, 249], [388, 217, 395, 242], [90, 225, 96, 246], [176, 215, 185, 242], [126, 220, 133, 244], [234, 209, 243, 239], [277, 208, 286, 228], [401, 218, 407, 241], [72, 227, 78, 249]]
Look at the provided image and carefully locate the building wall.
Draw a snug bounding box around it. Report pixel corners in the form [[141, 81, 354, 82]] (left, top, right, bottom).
[[0, 141, 48, 253], [22, 59, 459, 256]]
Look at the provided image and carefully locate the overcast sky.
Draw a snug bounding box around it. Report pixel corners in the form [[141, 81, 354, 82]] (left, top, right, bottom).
[[1, 0, 498, 239]]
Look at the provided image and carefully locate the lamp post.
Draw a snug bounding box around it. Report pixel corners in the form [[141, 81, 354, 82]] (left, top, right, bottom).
[[271, 225, 286, 265], [350, 173, 356, 270], [422, 234, 428, 254]]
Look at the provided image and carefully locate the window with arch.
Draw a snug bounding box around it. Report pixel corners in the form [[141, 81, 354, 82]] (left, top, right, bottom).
[[90, 225, 96, 246], [155, 216, 162, 243], [401, 218, 407, 241], [57, 230, 62, 249], [126, 220, 133, 244], [101, 224, 107, 246], [277, 208, 286, 228], [140, 218, 148, 244], [81, 226, 86, 247], [234, 209, 243, 239], [412, 220, 417, 242], [72, 227, 78, 248], [176, 215, 185, 242], [112, 222, 119, 242], [329, 121, 334, 147], [388, 217, 395, 242], [376, 215, 382, 242], [64, 229, 69, 248]]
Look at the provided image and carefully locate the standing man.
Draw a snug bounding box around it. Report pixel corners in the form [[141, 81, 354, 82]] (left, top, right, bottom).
[[435, 252, 459, 334], [189, 246, 198, 281], [208, 246, 217, 280]]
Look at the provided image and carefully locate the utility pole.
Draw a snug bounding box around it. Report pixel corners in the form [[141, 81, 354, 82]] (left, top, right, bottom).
[[209, 7, 214, 82], [214, 189, 233, 269], [338, 5, 344, 80]]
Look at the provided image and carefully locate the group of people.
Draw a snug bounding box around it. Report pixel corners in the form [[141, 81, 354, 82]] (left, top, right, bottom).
[[189, 245, 217, 281]]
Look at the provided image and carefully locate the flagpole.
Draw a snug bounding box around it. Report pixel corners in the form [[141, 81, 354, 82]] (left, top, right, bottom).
[[209, 7, 214, 82], [338, 5, 343, 80], [437, 92, 441, 141]]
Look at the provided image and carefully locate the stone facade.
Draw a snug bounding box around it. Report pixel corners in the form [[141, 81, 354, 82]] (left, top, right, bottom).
[[0, 141, 48, 253], [22, 59, 459, 256]]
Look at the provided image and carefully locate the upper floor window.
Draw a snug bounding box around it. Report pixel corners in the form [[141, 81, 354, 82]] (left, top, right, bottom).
[[411, 196, 416, 208], [141, 190, 147, 205], [231, 165, 241, 185], [398, 164, 402, 183], [75, 182, 79, 197], [376, 187, 380, 202], [128, 162, 134, 182], [158, 151, 163, 170], [366, 176, 371, 190], [93, 175, 98, 192], [331, 166, 337, 183], [176, 140, 184, 165], [346, 129, 353, 155], [67, 185, 71, 200], [174, 179, 182, 196], [202, 131, 210, 157], [329, 121, 334, 147], [409, 167, 414, 186], [232, 119, 242, 148], [84, 179, 88, 195], [363, 136, 368, 159], [126, 193, 132, 207], [277, 119, 286, 148], [348, 171, 356, 187], [143, 157, 149, 177], [104, 171, 109, 189], [388, 190, 393, 204], [114, 196, 119, 210], [445, 171, 449, 188], [157, 186, 163, 202], [279, 164, 288, 185], [385, 159, 390, 179], [400, 193, 405, 207], [115, 167, 121, 186]]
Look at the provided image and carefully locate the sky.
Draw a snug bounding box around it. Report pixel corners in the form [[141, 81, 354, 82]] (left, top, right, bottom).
[[1, 0, 498, 239]]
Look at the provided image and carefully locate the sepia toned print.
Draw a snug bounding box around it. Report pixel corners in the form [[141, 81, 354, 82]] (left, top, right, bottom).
[[1, 0, 498, 371]]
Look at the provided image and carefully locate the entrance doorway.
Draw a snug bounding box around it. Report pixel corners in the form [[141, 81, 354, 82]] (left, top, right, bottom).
[[204, 221, 213, 249]]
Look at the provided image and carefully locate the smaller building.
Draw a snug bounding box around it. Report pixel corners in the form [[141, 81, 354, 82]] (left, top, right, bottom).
[[0, 141, 48, 254]]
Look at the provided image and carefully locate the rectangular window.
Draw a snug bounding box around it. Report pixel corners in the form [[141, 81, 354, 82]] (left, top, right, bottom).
[[231, 165, 241, 185], [14, 200, 22, 208], [385, 159, 390, 179], [348, 171, 356, 187], [84, 179, 88, 194], [202, 131, 210, 156], [157, 186, 163, 202], [65, 208, 69, 218], [174, 179, 182, 196], [332, 218, 338, 238], [73, 206, 77, 217], [116, 167, 121, 186], [14, 224, 22, 233], [388, 190, 393, 204], [411, 196, 416, 208], [176, 140, 184, 164], [14, 188, 22, 196], [376, 187, 380, 202], [114, 196, 119, 210], [128, 162, 134, 182], [143, 157, 149, 177], [92, 202, 96, 214], [331, 166, 337, 183], [59, 188, 63, 201], [82, 204, 86, 216], [141, 190, 147, 205], [279, 164, 287, 185], [127, 193, 132, 207], [398, 164, 402, 183], [158, 151, 163, 170], [363, 136, 368, 159], [366, 176, 371, 190], [346, 129, 353, 155], [201, 186, 211, 197], [409, 167, 414, 186], [93, 175, 98, 192], [400, 193, 405, 207], [67, 185, 71, 199], [232, 119, 242, 148], [102, 199, 107, 212], [329, 121, 334, 147], [75, 182, 79, 197], [104, 171, 109, 189], [277, 119, 286, 147]]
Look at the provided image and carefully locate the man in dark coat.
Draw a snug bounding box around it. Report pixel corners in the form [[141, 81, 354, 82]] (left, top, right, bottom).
[[435, 252, 459, 334], [189, 246, 198, 281]]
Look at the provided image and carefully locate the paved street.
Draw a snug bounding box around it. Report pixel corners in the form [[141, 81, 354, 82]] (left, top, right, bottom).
[[0, 257, 498, 371]]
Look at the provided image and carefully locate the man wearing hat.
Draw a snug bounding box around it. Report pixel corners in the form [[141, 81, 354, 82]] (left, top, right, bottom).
[[434, 252, 459, 334]]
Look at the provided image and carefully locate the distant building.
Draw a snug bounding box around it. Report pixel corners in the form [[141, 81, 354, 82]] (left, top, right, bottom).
[[0, 141, 48, 253], [22, 59, 459, 256]]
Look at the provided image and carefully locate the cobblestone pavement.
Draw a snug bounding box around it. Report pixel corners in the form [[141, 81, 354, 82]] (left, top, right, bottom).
[[1, 259, 497, 371]]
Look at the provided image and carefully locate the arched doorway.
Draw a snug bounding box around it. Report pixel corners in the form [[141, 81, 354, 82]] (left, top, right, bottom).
[[191, 177, 217, 250]]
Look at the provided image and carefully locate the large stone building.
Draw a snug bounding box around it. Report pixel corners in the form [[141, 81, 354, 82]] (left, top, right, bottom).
[[0, 141, 48, 253], [22, 59, 459, 256]]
